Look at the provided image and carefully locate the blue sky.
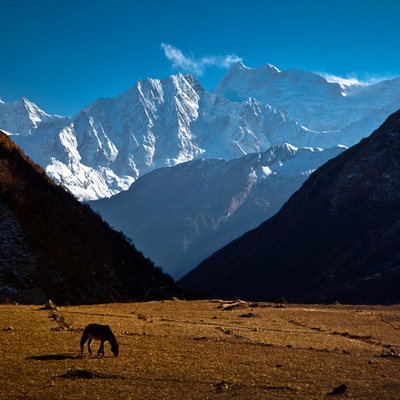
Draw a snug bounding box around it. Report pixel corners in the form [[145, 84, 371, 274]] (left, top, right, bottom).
[[1, 0, 400, 116]]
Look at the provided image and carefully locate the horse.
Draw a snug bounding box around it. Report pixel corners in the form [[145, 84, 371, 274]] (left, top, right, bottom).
[[80, 323, 119, 357]]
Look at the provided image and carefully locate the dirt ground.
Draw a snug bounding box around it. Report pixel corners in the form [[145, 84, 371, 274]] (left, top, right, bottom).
[[1, 299, 400, 399]]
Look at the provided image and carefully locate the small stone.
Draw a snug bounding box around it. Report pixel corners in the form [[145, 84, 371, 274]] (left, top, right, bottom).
[[327, 383, 347, 396]]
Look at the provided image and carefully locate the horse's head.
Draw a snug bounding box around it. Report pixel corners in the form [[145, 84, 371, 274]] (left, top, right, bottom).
[[111, 342, 119, 357]]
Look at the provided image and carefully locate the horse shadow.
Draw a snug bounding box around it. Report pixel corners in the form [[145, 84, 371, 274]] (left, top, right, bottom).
[[26, 354, 85, 361]]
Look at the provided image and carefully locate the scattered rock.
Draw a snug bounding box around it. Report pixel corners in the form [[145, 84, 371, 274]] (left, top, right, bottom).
[[218, 300, 249, 310], [261, 384, 295, 391], [40, 300, 64, 328], [327, 383, 347, 396], [215, 379, 229, 392], [4, 326, 14, 331], [377, 349, 398, 358], [40, 300, 57, 310], [239, 312, 260, 318], [49, 307, 72, 330]]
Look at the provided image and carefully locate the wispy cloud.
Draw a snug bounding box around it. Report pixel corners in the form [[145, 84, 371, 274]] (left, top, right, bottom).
[[322, 74, 362, 86], [161, 43, 242, 76], [321, 72, 393, 87]]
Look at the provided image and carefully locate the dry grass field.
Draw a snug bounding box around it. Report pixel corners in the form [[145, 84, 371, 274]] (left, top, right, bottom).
[[1, 299, 400, 399]]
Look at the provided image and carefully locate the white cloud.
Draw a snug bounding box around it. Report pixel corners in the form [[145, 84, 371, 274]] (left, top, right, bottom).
[[161, 43, 242, 76], [321, 72, 394, 87], [322, 74, 363, 86]]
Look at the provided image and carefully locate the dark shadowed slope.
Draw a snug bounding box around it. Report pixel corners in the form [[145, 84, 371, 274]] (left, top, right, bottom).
[[0, 131, 175, 304], [178, 110, 400, 305]]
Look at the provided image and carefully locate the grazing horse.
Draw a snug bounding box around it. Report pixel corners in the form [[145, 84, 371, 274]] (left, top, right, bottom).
[[80, 324, 119, 357]]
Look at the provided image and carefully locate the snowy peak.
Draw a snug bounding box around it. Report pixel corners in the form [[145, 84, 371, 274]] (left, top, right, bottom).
[[184, 73, 207, 94], [33, 72, 205, 199], [126, 73, 203, 102], [0, 97, 52, 136], [226, 61, 281, 78], [215, 62, 340, 96], [213, 62, 281, 103], [214, 62, 400, 133]]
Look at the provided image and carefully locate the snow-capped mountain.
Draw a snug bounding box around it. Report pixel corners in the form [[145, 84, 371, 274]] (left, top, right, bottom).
[[3, 63, 399, 200], [214, 62, 400, 136], [9, 73, 332, 200], [4, 74, 312, 200], [90, 143, 345, 278], [0, 97, 69, 137]]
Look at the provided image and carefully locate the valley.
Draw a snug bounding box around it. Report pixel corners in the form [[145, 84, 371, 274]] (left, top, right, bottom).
[[3, 62, 400, 281]]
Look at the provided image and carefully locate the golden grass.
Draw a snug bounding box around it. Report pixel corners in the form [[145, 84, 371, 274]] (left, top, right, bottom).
[[1, 300, 400, 399]]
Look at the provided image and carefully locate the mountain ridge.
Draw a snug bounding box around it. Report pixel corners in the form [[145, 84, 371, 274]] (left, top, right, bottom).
[[177, 110, 400, 304], [215, 62, 400, 133], [3, 62, 400, 200], [0, 130, 176, 304]]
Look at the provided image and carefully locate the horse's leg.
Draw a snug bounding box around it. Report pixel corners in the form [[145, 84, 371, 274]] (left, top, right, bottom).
[[80, 331, 88, 354], [88, 338, 93, 354], [98, 341, 105, 356]]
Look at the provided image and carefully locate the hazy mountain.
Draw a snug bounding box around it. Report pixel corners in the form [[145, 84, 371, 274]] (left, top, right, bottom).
[[90, 143, 345, 279], [0, 130, 176, 304], [2, 63, 399, 200], [178, 110, 400, 305]]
